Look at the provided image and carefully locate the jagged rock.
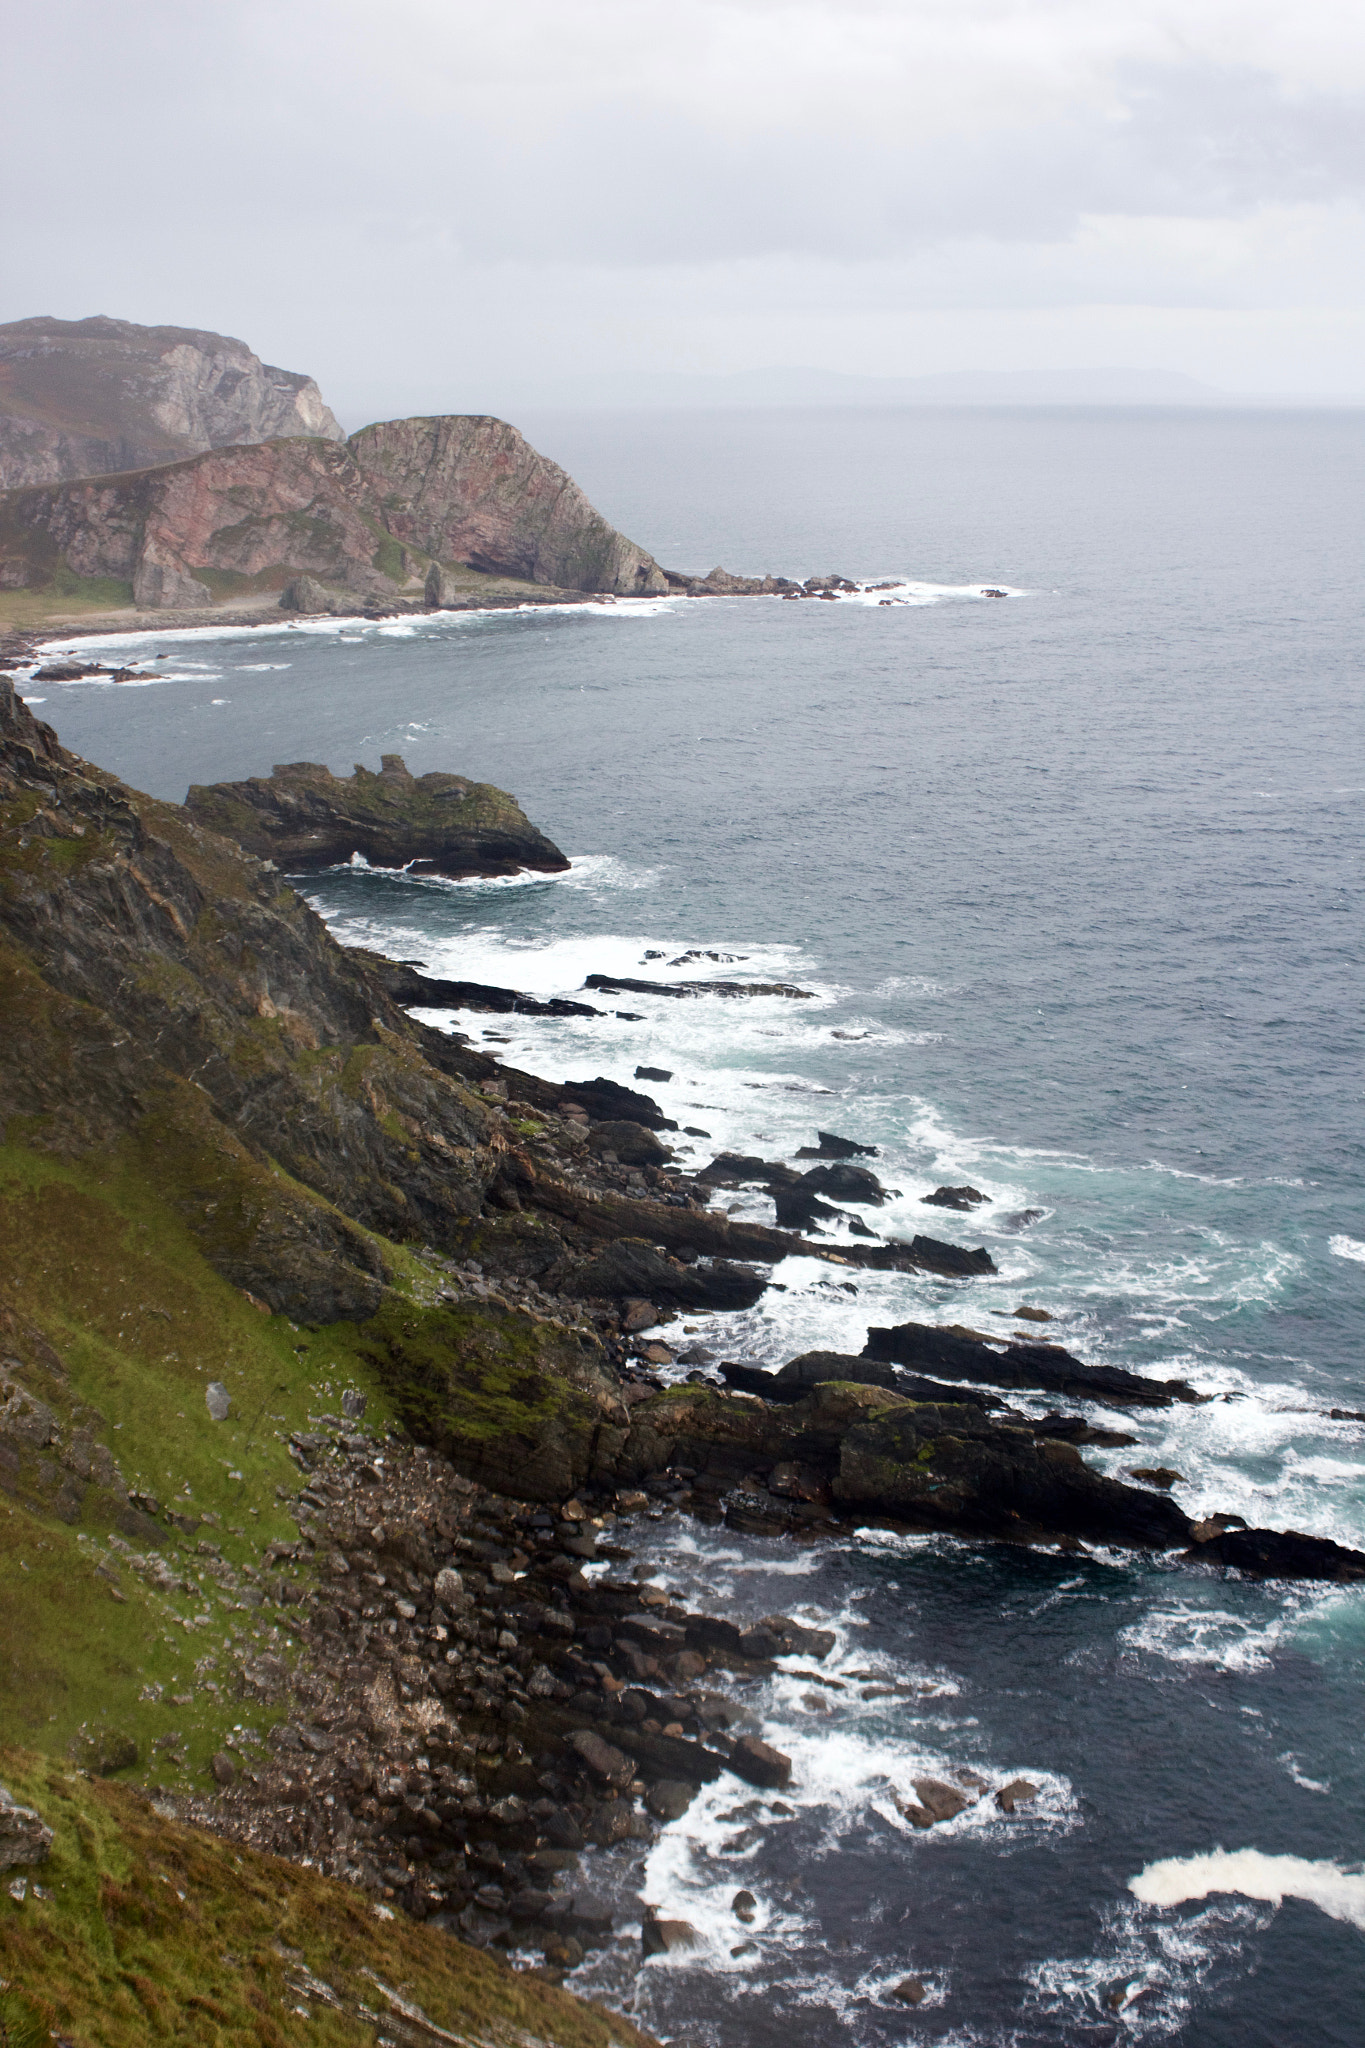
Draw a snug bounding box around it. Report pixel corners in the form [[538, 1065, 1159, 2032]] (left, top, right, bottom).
[[186, 756, 568, 881], [898, 1777, 973, 1827], [1188, 1526, 1365, 1581], [280, 574, 346, 614], [562, 1239, 765, 1313], [0, 1787, 52, 1869], [352, 952, 599, 1018], [795, 1130, 879, 1160], [863, 1321, 1200, 1407], [0, 314, 344, 489], [890, 1977, 927, 2006], [995, 1778, 1039, 1813], [635, 1065, 673, 1083], [586, 1122, 672, 1167], [921, 1184, 986, 1210]]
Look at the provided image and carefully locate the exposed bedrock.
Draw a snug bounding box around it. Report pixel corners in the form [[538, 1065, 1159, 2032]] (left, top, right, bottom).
[[558, 1238, 766, 1313], [583, 972, 816, 1000], [184, 755, 569, 880], [863, 1319, 1202, 1407], [352, 951, 600, 1018]]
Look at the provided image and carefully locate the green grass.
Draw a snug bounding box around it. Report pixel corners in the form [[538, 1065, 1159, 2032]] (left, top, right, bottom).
[[0, 1744, 656, 2047], [0, 1138, 400, 1781]]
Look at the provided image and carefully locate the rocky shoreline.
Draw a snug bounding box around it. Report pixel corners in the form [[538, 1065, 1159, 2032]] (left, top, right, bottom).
[[2, 679, 1362, 2029]]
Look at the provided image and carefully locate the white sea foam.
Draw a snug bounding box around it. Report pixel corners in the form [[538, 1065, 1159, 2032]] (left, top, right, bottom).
[[1330, 1234, 1365, 1264], [1130, 1849, 1365, 1931]]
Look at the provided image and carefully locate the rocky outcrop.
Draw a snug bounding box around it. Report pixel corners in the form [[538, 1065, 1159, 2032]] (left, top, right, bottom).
[[185, 755, 570, 880], [351, 416, 666, 596], [863, 1319, 1203, 1407], [0, 416, 666, 608], [0, 315, 343, 488]]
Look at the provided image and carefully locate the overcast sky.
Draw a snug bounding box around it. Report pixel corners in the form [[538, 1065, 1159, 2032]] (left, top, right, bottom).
[[5, 0, 1363, 420]]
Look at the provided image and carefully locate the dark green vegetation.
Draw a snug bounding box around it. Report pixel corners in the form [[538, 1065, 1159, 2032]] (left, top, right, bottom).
[[0, 1745, 654, 2047]]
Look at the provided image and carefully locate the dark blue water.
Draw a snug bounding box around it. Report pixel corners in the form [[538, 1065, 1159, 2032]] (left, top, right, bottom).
[[24, 406, 1365, 2041]]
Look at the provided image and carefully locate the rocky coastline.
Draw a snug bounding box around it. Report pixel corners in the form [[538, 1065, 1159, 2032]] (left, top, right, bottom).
[[2, 680, 1361, 2031]]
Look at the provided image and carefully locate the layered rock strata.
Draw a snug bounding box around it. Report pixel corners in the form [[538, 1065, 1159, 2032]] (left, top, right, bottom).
[[0, 315, 343, 488]]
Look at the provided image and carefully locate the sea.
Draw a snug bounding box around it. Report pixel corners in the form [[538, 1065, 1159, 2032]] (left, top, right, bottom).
[[20, 405, 1365, 2045]]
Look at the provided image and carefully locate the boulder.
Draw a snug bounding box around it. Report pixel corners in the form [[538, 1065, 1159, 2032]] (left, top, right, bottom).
[[646, 1780, 698, 1821], [994, 1778, 1039, 1814], [1189, 1526, 1365, 1581], [898, 1778, 973, 1828], [586, 1121, 672, 1167], [728, 1735, 792, 1789], [566, 1729, 634, 1788], [890, 1977, 926, 2006], [642, 1908, 701, 1957], [279, 574, 344, 614], [732, 1889, 757, 1923], [0, 1786, 52, 1870], [205, 1381, 231, 1421], [921, 1185, 986, 1210], [635, 1065, 673, 1083], [800, 1163, 890, 1206]]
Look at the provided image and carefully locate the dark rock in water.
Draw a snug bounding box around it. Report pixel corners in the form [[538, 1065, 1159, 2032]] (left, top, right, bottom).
[[352, 953, 600, 1017], [896, 1236, 997, 1278], [186, 755, 570, 880], [729, 1734, 792, 1789], [898, 1777, 973, 1827], [994, 1777, 1040, 1814], [560, 1075, 677, 1130], [1034, 1413, 1138, 1448], [646, 1780, 697, 1821], [795, 1130, 879, 1160], [847, 1215, 877, 1237], [1000, 1208, 1044, 1230], [683, 1126, 712, 1138], [1189, 1526, 1365, 1581], [642, 1908, 701, 1957], [635, 1065, 673, 1082], [922, 1184, 986, 1210], [564, 1238, 765, 1312], [863, 1320, 1200, 1407], [1129, 1466, 1183, 1490], [696, 1152, 781, 1186], [586, 1120, 673, 1167], [732, 1888, 758, 1923], [771, 1183, 844, 1232], [890, 1977, 927, 2006], [801, 1162, 890, 1206], [585, 971, 816, 1000], [836, 1398, 1193, 1548]]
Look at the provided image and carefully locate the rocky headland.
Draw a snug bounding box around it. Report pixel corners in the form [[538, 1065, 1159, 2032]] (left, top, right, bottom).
[[3, 680, 1361, 2031], [185, 755, 571, 881], [0, 314, 344, 489]]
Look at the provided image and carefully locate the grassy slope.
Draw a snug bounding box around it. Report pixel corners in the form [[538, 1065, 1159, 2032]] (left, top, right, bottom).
[[0, 1744, 654, 2048]]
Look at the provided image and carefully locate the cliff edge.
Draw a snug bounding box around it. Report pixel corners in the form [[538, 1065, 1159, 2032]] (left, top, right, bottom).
[[0, 315, 344, 489], [0, 416, 666, 610]]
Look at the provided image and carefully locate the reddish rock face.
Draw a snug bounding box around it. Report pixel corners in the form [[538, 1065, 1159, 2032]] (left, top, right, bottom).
[[0, 413, 666, 607], [349, 416, 667, 595]]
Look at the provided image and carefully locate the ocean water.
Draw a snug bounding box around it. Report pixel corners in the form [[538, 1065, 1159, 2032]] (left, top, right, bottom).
[[24, 406, 1365, 2043]]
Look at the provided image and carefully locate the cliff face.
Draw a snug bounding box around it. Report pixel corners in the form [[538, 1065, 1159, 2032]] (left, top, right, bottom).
[[350, 416, 668, 595], [0, 418, 665, 607], [185, 754, 571, 878], [0, 316, 344, 489]]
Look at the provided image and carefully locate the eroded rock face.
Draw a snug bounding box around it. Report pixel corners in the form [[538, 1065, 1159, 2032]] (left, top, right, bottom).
[[0, 315, 343, 488], [352, 416, 667, 596], [185, 754, 570, 880], [0, 415, 666, 608]]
